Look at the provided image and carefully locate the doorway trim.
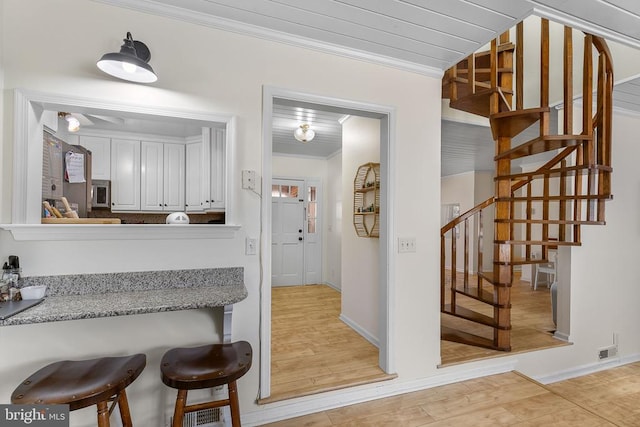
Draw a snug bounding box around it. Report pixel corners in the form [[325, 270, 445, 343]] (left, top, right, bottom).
[[260, 86, 396, 398]]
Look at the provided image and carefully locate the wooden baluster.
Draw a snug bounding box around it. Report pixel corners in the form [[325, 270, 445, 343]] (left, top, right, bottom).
[[560, 160, 567, 242], [562, 27, 573, 243], [450, 65, 458, 102], [526, 183, 532, 260], [468, 54, 475, 96], [477, 210, 484, 294], [540, 19, 550, 109], [464, 218, 469, 293], [441, 235, 445, 311], [450, 228, 457, 313], [490, 38, 499, 114], [516, 22, 524, 110], [584, 35, 595, 221], [499, 30, 513, 110], [542, 174, 550, 260]]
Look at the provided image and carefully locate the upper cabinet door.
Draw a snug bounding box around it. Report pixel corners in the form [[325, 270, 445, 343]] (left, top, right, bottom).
[[110, 138, 141, 211], [185, 141, 205, 213], [163, 143, 185, 211], [140, 141, 164, 211], [209, 128, 226, 210], [79, 135, 111, 180]]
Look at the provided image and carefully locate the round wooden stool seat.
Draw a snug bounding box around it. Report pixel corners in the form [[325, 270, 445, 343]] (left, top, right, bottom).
[[161, 341, 252, 427], [12, 354, 146, 427]]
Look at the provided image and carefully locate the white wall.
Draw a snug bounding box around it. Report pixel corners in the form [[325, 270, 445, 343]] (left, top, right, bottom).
[[0, 1, 442, 425], [341, 116, 380, 342], [326, 152, 342, 290]]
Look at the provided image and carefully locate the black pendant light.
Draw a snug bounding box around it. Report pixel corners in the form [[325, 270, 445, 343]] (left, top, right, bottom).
[[97, 32, 157, 83]]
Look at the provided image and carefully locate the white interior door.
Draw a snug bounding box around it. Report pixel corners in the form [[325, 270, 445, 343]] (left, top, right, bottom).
[[272, 179, 305, 286]]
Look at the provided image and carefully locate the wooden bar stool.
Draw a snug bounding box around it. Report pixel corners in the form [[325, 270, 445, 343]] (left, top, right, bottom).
[[11, 354, 146, 427], [161, 341, 252, 427]]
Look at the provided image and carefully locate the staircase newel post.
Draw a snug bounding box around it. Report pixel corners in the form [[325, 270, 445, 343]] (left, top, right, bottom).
[[494, 135, 512, 351]]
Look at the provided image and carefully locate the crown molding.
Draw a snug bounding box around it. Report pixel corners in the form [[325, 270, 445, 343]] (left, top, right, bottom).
[[92, 0, 444, 78]]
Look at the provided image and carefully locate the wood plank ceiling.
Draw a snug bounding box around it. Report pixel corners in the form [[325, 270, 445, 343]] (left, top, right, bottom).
[[99, 0, 640, 167]]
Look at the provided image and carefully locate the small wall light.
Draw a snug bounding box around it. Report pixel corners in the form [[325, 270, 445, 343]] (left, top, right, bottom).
[[58, 112, 80, 132], [96, 32, 157, 83], [294, 124, 315, 143]]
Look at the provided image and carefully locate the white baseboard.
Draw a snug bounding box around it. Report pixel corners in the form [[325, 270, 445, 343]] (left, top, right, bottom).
[[534, 352, 640, 384], [339, 313, 379, 348], [243, 359, 516, 426], [323, 281, 341, 292]]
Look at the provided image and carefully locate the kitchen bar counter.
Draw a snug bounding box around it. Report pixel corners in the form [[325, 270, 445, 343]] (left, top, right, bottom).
[[1, 267, 247, 327]]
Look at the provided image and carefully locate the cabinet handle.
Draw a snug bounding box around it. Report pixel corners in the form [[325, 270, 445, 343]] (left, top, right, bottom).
[[185, 204, 189, 207], [164, 204, 167, 207], [112, 203, 115, 206], [159, 204, 162, 207], [206, 200, 210, 203]]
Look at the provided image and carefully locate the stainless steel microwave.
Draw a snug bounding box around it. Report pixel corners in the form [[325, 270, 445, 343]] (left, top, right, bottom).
[[91, 180, 110, 208]]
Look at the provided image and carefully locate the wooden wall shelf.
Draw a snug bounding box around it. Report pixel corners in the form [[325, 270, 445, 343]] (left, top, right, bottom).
[[353, 162, 380, 238]]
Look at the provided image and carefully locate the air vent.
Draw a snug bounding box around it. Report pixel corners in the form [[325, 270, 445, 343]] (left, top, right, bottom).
[[598, 345, 618, 361], [170, 408, 222, 427]]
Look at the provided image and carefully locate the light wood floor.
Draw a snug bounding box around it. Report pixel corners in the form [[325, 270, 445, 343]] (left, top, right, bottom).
[[441, 272, 567, 365], [265, 277, 565, 403], [262, 285, 396, 404], [262, 362, 640, 426]]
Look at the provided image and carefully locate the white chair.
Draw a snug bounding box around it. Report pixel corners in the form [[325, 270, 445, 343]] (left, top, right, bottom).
[[533, 251, 557, 290]]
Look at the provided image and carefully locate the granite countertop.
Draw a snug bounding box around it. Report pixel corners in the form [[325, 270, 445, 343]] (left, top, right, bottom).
[[1, 268, 247, 326]]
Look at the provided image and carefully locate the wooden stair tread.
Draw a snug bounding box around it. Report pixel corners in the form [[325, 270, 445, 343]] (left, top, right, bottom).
[[490, 107, 549, 139], [443, 304, 509, 329], [441, 325, 498, 350], [452, 286, 510, 308], [495, 218, 605, 225], [495, 240, 581, 246], [495, 164, 613, 181], [502, 258, 558, 266], [498, 194, 613, 202], [495, 134, 592, 160], [449, 88, 511, 117]]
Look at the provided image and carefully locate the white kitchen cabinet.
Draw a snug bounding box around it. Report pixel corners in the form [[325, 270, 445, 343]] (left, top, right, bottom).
[[141, 141, 185, 212], [208, 128, 226, 210], [185, 141, 205, 213], [162, 143, 186, 211], [184, 128, 226, 213], [110, 138, 141, 211], [78, 135, 111, 180]]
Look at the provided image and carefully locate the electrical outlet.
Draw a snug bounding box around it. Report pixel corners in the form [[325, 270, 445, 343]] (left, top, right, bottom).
[[398, 237, 416, 253], [242, 170, 256, 190], [245, 237, 257, 255]]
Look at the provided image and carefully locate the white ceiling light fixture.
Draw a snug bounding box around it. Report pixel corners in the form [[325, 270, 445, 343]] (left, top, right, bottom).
[[294, 123, 315, 143], [58, 112, 80, 132], [96, 32, 158, 83]]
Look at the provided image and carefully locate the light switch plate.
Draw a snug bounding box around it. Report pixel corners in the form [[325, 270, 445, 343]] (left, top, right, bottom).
[[398, 237, 416, 253], [245, 237, 257, 255]]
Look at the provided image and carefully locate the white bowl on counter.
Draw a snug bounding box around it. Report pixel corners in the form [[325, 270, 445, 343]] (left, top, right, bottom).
[[20, 285, 47, 300]]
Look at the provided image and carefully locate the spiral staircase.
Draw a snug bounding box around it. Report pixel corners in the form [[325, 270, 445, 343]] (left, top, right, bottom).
[[440, 19, 614, 351]]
